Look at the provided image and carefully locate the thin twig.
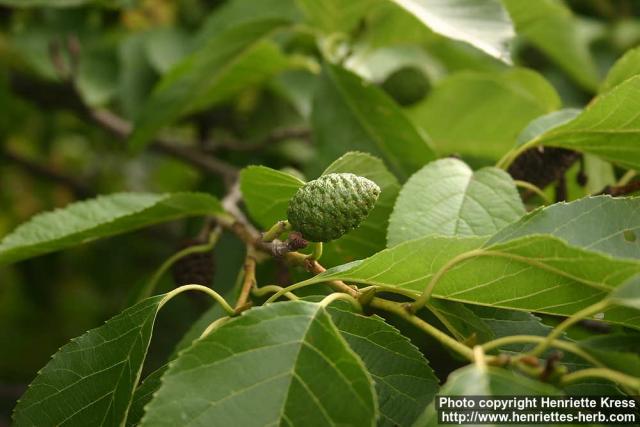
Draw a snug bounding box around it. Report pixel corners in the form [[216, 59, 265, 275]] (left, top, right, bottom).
[[235, 247, 257, 311], [1, 148, 93, 198]]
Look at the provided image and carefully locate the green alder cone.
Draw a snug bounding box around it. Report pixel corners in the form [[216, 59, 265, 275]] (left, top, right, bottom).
[[287, 173, 380, 242]]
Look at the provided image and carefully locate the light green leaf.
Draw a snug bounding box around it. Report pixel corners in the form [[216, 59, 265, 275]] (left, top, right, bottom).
[[583, 154, 616, 195], [322, 152, 401, 264], [298, 235, 640, 329], [388, 158, 524, 246], [311, 63, 436, 180], [329, 307, 438, 427], [413, 365, 561, 426], [503, 0, 599, 91], [0, 192, 222, 266], [608, 274, 640, 310], [13, 295, 167, 426], [144, 27, 192, 74], [489, 196, 640, 260], [515, 109, 582, 146], [601, 46, 640, 93], [130, 19, 289, 150], [409, 69, 560, 160], [240, 166, 305, 229], [140, 301, 378, 426], [534, 75, 640, 170], [295, 0, 374, 33], [389, 0, 515, 62]]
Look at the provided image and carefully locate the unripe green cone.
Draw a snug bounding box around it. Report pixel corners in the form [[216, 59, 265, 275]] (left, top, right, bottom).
[[287, 173, 380, 242]]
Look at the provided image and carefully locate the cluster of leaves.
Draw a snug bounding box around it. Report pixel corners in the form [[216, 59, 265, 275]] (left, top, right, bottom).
[[1, 0, 640, 426]]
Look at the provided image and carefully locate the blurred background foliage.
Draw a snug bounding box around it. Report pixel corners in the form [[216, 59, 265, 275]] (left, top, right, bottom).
[[0, 0, 639, 424]]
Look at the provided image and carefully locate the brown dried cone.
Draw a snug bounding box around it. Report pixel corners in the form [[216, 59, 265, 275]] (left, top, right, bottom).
[[508, 147, 580, 190], [171, 239, 216, 287]]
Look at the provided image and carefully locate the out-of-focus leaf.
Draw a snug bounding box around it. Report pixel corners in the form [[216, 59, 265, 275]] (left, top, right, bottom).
[[0, 192, 222, 265], [389, 0, 515, 62], [295, 0, 374, 33], [130, 19, 289, 150], [312, 63, 436, 180], [0, 0, 90, 6], [515, 109, 581, 146], [144, 27, 192, 74], [600, 46, 640, 93], [240, 165, 304, 229], [409, 69, 560, 160], [387, 158, 524, 246], [119, 34, 158, 119], [503, 0, 599, 91]]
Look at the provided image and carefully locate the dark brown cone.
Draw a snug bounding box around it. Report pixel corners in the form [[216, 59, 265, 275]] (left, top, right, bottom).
[[508, 147, 580, 190], [171, 239, 215, 287]]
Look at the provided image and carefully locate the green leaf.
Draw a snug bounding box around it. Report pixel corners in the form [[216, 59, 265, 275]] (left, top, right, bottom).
[[295, 0, 374, 33], [413, 365, 561, 426], [126, 366, 168, 427], [608, 274, 640, 310], [469, 306, 552, 353], [515, 109, 582, 146], [503, 0, 599, 91], [240, 165, 305, 229], [534, 75, 640, 170], [426, 299, 495, 343], [601, 46, 640, 93], [140, 301, 378, 426], [329, 307, 438, 427], [389, 0, 515, 63], [322, 152, 401, 265], [489, 196, 640, 260], [408, 69, 561, 160], [311, 63, 436, 180], [298, 235, 640, 329], [130, 19, 289, 150], [578, 334, 640, 378], [0, 192, 222, 265], [388, 158, 524, 246], [13, 295, 167, 426]]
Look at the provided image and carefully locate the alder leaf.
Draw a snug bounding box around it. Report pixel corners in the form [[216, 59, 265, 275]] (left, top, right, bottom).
[[502, 0, 599, 91], [295, 0, 374, 33], [0, 192, 222, 265], [13, 295, 168, 426], [607, 274, 640, 310], [130, 19, 289, 150], [311, 63, 436, 180], [387, 158, 525, 246], [322, 152, 401, 264], [299, 235, 640, 329], [329, 307, 438, 427], [389, 0, 515, 63], [578, 334, 640, 378], [489, 196, 640, 260], [533, 75, 640, 170], [601, 46, 640, 93], [140, 301, 378, 426], [413, 365, 561, 426], [240, 165, 304, 229], [409, 69, 561, 160]]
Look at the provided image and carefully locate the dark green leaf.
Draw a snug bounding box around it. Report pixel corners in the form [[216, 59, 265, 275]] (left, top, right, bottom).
[[140, 301, 378, 426], [329, 307, 438, 427], [387, 158, 524, 246], [13, 295, 166, 426], [489, 196, 640, 260], [578, 334, 640, 378], [311, 63, 436, 180], [295, 0, 374, 33], [130, 19, 289, 150], [126, 366, 168, 427], [0, 192, 222, 265]]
